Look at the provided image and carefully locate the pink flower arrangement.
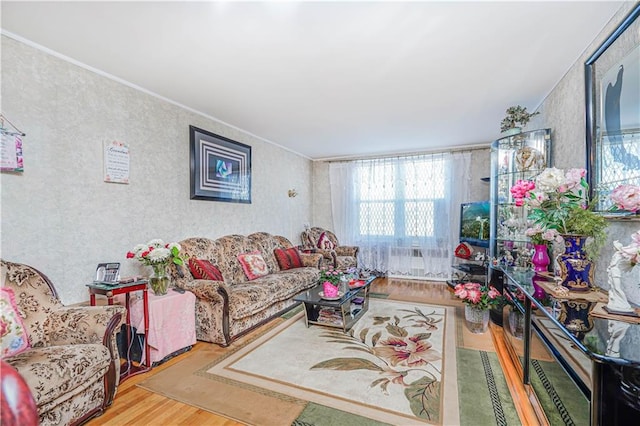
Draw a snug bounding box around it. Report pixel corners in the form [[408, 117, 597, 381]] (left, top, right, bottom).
[[510, 167, 599, 236], [510, 179, 535, 207], [524, 225, 562, 246], [610, 184, 640, 212], [319, 267, 344, 286], [453, 282, 502, 310]]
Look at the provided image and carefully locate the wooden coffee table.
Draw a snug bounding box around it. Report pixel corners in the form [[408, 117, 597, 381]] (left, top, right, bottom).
[[293, 276, 375, 332]]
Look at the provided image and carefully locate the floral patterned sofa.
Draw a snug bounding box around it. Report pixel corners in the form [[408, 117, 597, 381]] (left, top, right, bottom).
[[1, 260, 126, 426], [170, 232, 322, 346]]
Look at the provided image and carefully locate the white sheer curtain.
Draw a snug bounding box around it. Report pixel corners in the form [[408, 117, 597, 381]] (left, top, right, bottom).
[[330, 151, 471, 279]]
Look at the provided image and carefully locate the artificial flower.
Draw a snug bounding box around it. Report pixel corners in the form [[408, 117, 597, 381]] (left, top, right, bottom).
[[319, 266, 357, 285], [524, 225, 562, 245], [510, 167, 607, 259], [453, 282, 502, 310], [535, 167, 566, 192], [126, 238, 184, 267], [610, 184, 640, 212]]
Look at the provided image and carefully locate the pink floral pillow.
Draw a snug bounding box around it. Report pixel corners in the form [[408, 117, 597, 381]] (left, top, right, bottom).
[[1, 288, 30, 357], [317, 232, 336, 250], [237, 251, 269, 281]]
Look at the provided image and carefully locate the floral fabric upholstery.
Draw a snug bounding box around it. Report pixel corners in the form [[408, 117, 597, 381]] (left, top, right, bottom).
[[1, 287, 30, 356], [301, 227, 359, 270], [0, 260, 126, 426], [169, 232, 322, 346]]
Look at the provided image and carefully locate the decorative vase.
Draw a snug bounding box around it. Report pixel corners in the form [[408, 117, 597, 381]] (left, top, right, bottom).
[[531, 244, 550, 273], [464, 305, 490, 334], [556, 235, 594, 292], [508, 308, 524, 340], [149, 263, 169, 296], [558, 300, 595, 337], [531, 275, 547, 300]]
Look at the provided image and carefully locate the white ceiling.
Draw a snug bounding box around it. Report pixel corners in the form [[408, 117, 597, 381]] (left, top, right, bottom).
[[1, 1, 624, 160]]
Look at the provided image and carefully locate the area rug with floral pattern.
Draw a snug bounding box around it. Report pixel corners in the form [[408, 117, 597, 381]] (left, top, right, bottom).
[[138, 297, 520, 425], [209, 299, 456, 425]]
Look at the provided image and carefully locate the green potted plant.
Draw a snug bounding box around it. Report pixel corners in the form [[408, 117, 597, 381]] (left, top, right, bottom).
[[500, 105, 540, 134]]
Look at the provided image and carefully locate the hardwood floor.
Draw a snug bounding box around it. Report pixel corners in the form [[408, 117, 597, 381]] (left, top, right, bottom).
[[87, 278, 537, 425]]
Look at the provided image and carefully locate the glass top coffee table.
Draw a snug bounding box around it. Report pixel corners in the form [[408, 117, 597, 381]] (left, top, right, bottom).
[[293, 276, 376, 332]]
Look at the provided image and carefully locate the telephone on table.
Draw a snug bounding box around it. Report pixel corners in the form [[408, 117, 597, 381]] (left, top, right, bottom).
[[95, 263, 120, 284]]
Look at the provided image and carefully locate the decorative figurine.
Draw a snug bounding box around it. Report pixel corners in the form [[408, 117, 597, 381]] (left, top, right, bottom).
[[605, 240, 638, 316]]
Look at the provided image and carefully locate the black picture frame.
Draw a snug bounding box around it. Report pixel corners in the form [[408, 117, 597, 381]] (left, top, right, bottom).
[[190, 125, 251, 203], [585, 4, 640, 215]]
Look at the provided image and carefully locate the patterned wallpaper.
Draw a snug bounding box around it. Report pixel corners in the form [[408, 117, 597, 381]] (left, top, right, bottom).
[[1, 36, 313, 305]]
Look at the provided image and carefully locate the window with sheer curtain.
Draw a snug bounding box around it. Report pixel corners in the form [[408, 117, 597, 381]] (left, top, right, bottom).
[[330, 152, 471, 279]]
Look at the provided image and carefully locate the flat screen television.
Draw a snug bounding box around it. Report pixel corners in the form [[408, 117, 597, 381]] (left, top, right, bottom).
[[459, 201, 490, 248]]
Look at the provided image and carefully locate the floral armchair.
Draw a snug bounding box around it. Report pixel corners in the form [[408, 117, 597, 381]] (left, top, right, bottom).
[[1, 260, 125, 426], [300, 227, 359, 270]]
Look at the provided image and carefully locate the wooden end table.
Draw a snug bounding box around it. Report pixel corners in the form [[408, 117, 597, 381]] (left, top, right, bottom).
[[86, 280, 151, 382]]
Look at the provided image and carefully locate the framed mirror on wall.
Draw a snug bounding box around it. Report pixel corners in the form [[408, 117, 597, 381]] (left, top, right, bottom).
[[585, 4, 640, 216]]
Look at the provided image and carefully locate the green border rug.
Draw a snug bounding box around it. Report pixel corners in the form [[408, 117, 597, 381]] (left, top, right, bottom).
[[457, 348, 520, 426]]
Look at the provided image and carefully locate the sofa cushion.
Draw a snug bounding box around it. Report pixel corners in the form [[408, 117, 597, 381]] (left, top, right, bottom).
[[1, 287, 30, 357], [274, 247, 303, 270], [188, 258, 224, 282], [5, 344, 110, 407], [317, 232, 335, 250], [238, 251, 269, 281]]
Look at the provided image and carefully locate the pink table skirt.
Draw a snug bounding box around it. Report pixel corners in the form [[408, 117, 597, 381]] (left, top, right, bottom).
[[115, 289, 196, 364]]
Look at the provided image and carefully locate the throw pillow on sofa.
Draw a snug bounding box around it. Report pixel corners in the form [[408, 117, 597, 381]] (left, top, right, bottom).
[[188, 258, 224, 281], [0, 287, 30, 357], [238, 251, 269, 280], [317, 232, 336, 250], [274, 247, 303, 270]]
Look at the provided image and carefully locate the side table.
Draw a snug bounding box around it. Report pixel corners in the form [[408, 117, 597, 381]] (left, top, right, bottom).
[[86, 280, 151, 382], [115, 289, 196, 365]]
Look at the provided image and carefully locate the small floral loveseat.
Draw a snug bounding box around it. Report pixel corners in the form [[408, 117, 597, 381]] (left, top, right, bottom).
[[170, 232, 322, 346], [1, 260, 125, 426]]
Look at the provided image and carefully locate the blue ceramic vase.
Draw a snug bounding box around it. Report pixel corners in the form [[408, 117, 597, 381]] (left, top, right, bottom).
[[558, 300, 595, 337], [557, 235, 594, 292]]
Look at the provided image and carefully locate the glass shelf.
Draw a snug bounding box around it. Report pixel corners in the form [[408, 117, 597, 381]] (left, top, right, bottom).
[[490, 129, 551, 269]]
